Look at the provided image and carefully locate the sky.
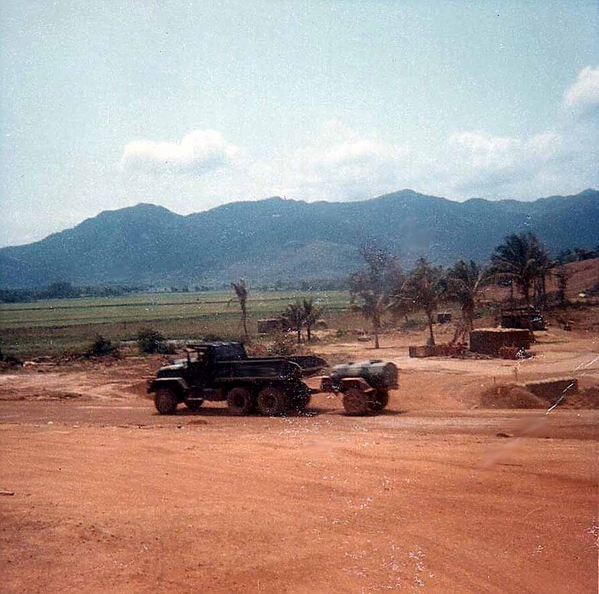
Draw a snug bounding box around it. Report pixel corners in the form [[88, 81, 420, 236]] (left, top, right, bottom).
[[1, 0, 598, 247]]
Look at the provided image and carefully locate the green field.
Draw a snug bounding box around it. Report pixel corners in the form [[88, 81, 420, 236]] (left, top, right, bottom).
[[0, 290, 355, 356]]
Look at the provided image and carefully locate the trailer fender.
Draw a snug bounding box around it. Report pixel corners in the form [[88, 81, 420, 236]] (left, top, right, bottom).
[[339, 377, 374, 393]]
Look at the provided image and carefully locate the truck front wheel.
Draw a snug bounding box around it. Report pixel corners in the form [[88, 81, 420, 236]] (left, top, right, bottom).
[[257, 386, 289, 416], [154, 387, 178, 415], [227, 387, 255, 416]]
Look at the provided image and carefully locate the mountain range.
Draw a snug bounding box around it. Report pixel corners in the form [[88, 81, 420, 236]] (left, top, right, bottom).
[[1, 189, 597, 288]]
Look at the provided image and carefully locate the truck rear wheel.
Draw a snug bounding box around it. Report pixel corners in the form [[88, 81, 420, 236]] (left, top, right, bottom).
[[227, 387, 254, 416], [342, 387, 373, 416], [154, 387, 178, 415], [289, 382, 311, 412], [185, 398, 204, 412], [257, 386, 289, 416], [371, 389, 389, 411]]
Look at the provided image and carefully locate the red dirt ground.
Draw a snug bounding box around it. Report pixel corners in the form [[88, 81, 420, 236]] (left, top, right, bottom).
[[1, 324, 597, 593]]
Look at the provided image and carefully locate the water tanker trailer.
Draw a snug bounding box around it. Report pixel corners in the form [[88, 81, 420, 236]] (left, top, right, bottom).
[[320, 360, 398, 415]]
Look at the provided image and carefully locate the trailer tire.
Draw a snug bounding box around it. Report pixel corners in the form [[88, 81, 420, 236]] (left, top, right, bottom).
[[227, 387, 255, 416], [257, 386, 289, 416], [154, 387, 178, 415], [371, 389, 389, 411], [342, 387, 372, 416]]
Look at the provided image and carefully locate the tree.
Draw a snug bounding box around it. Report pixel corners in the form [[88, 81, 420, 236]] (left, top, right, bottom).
[[349, 245, 403, 349], [446, 260, 489, 342], [533, 246, 552, 309], [284, 301, 305, 344], [400, 258, 445, 346], [490, 232, 547, 308], [555, 266, 569, 306], [302, 297, 321, 342], [231, 280, 249, 340]]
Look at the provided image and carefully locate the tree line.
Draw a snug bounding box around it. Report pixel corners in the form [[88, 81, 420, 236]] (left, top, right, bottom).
[[228, 231, 583, 349], [348, 232, 582, 348]]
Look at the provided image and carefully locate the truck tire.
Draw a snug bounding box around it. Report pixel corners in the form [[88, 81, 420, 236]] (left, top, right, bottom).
[[154, 387, 178, 415], [371, 389, 389, 411], [342, 387, 372, 416], [257, 386, 289, 416], [227, 387, 254, 416], [289, 382, 311, 412], [185, 398, 204, 412]]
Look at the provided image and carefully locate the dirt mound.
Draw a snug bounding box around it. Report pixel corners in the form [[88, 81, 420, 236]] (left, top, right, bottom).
[[480, 382, 599, 410], [559, 385, 599, 409], [480, 384, 546, 409]]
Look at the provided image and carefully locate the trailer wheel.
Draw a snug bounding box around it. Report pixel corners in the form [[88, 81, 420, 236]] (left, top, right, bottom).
[[154, 387, 178, 415], [289, 382, 311, 412], [342, 387, 372, 416], [371, 389, 389, 411], [227, 387, 254, 416], [257, 386, 289, 416]]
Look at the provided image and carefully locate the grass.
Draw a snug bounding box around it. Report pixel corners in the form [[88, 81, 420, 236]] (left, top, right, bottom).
[[0, 290, 353, 356]]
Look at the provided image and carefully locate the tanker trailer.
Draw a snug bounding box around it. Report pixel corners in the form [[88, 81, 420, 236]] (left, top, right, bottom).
[[320, 360, 398, 415]]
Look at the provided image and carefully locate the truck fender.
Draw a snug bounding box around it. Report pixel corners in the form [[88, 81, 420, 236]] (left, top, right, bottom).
[[147, 377, 189, 395]]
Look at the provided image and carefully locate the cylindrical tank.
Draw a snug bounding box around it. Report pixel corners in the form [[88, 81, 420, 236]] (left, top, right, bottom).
[[329, 360, 398, 389]]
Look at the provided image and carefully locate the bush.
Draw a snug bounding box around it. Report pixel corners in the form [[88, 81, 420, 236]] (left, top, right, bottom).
[[400, 318, 427, 331], [137, 328, 175, 354], [0, 346, 23, 367], [87, 334, 117, 357], [267, 332, 297, 357]]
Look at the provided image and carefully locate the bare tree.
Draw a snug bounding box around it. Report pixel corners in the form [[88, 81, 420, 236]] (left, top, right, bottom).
[[349, 245, 402, 349], [231, 279, 249, 340]]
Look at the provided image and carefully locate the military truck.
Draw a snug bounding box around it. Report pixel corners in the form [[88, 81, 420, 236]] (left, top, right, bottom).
[[148, 342, 327, 416], [148, 342, 399, 416]]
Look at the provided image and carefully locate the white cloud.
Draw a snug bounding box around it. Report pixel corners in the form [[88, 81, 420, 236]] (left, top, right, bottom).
[[563, 66, 599, 112], [121, 129, 240, 174], [282, 121, 411, 200], [116, 67, 598, 214]]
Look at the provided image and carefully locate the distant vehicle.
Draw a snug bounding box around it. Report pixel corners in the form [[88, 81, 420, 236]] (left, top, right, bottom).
[[148, 342, 398, 416], [500, 306, 545, 331]]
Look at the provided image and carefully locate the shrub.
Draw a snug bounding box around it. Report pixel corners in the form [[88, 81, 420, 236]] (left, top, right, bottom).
[[400, 318, 427, 331], [87, 334, 117, 357], [0, 346, 23, 367], [267, 332, 297, 357], [137, 328, 175, 354]]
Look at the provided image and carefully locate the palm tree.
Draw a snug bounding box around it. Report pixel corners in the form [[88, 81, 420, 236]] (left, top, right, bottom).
[[446, 260, 489, 342], [533, 246, 552, 309], [284, 301, 305, 344], [401, 258, 445, 346], [490, 232, 547, 308], [231, 280, 249, 340], [302, 297, 321, 342]]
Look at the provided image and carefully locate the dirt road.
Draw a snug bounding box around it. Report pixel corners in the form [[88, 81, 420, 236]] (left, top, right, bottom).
[[1, 328, 597, 593]]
